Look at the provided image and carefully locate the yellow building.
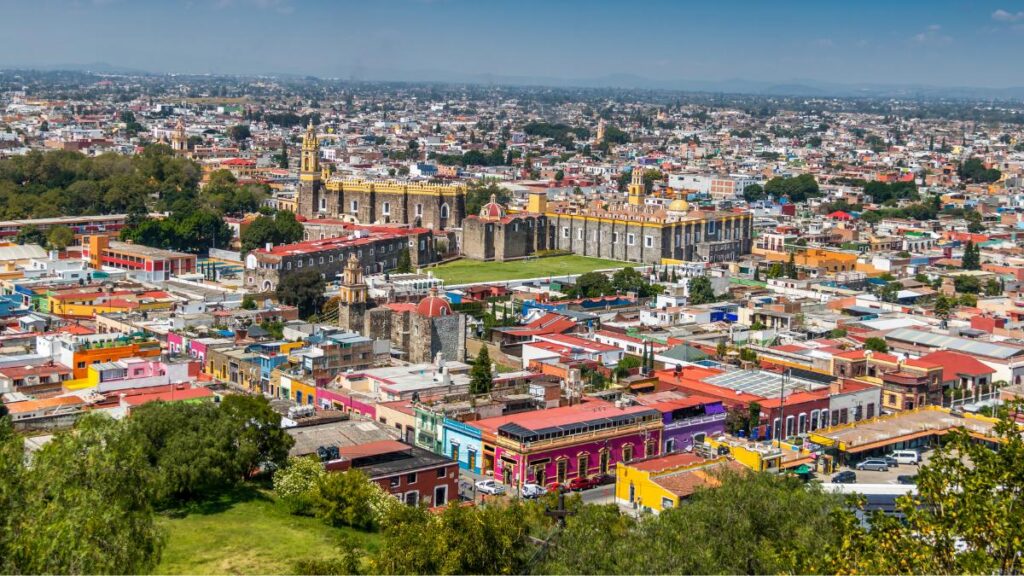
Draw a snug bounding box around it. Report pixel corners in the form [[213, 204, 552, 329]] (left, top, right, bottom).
[[615, 453, 740, 513]]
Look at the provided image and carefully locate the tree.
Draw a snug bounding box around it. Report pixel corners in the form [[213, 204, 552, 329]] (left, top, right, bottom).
[[570, 271, 614, 298], [822, 402, 1024, 574], [611, 267, 660, 297], [784, 251, 798, 278], [687, 276, 716, 305], [830, 328, 848, 338], [863, 337, 888, 353], [716, 340, 728, 359], [742, 183, 765, 202], [276, 142, 288, 169], [45, 225, 75, 251], [0, 413, 164, 574], [464, 181, 511, 216], [395, 249, 412, 273], [554, 169, 565, 182], [985, 278, 1003, 296], [14, 224, 46, 246], [241, 211, 304, 253], [879, 281, 901, 303], [273, 456, 326, 514], [763, 173, 820, 203], [615, 354, 642, 378], [954, 274, 981, 294], [220, 394, 294, 479], [228, 124, 252, 142], [470, 346, 493, 395], [277, 269, 326, 318], [961, 240, 981, 270], [958, 157, 1001, 184], [934, 293, 955, 319], [312, 470, 379, 530], [241, 294, 257, 310]]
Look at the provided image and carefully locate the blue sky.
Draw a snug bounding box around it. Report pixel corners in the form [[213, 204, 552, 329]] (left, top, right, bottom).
[[3, 0, 1024, 87]]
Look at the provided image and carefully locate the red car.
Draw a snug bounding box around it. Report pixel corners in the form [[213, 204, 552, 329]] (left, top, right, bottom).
[[568, 476, 596, 491], [545, 481, 568, 494]]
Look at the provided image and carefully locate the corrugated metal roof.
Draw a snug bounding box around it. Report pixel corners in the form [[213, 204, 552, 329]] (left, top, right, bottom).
[[887, 328, 1024, 360]]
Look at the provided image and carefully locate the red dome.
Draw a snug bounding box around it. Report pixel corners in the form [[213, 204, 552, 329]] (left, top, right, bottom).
[[479, 193, 506, 220], [416, 289, 452, 317]]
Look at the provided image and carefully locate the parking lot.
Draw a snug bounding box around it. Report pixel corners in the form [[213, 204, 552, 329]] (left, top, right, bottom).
[[828, 450, 935, 484]]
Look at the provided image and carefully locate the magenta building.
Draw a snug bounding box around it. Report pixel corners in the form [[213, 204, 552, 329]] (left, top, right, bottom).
[[472, 400, 663, 487]]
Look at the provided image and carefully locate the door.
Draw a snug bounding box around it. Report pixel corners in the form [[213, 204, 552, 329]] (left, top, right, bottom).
[[599, 450, 610, 474], [502, 466, 512, 486], [467, 451, 476, 473], [577, 453, 588, 478], [534, 465, 546, 486], [556, 459, 567, 483], [405, 491, 418, 506], [433, 485, 447, 506]]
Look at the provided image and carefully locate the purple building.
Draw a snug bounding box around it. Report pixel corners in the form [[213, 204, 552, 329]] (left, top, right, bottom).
[[473, 400, 663, 487], [638, 395, 727, 453]]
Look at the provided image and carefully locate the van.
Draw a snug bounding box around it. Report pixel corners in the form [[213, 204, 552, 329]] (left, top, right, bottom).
[[890, 450, 920, 465]]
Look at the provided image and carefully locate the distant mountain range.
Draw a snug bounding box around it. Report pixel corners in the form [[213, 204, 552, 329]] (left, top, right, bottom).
[[8, 61, 1024, 101]]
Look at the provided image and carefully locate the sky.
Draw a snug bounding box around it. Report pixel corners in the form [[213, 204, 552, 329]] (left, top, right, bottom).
[[3, 0, 1024, 88]]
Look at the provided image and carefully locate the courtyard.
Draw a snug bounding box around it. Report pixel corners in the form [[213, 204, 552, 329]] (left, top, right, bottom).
[[428, 255, 630, 286]]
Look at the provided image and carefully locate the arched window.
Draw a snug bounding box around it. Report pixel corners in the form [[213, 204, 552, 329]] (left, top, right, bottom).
[[440, 203, 450, 219]]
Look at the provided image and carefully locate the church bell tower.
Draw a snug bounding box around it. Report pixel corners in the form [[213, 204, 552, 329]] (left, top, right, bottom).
[[297, 120, 321, 217], [627, 166, 645, 207]]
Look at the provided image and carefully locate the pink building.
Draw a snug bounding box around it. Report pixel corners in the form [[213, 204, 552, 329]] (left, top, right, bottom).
[[473, 400, 663, 487]]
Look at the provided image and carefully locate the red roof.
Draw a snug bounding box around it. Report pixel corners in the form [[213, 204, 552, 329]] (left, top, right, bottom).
[[918, 350, 995, 382], [416, 292, 452, 318], [473, 399, 652, 434]]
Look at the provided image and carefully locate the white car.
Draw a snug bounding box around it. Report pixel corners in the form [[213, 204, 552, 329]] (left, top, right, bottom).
[[520, 483, 546, 499], [475, 479, 505, 495]]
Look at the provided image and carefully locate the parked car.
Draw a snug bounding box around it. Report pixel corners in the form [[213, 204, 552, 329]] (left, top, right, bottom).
[[832, 470, 857, 484], [884, 456, 899, 468], [590, 473, 615, 486], [520, 483, 546, 499], [897, 475, 918, 485], [890, 450, 921, 465], [475, 479, 505, 495], [856, 459, 889, 472], [568, 476, 596, 491], [545, 481, 568, 494]]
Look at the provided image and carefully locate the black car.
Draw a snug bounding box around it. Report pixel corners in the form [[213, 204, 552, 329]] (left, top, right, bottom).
[[896, 475, 918, 485], [832, 470, 857, 484]]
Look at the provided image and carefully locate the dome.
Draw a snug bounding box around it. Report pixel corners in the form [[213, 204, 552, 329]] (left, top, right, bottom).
[[479, 193, 506, 220], [668, 198, 689, 212], [416, 288, 452, 318]]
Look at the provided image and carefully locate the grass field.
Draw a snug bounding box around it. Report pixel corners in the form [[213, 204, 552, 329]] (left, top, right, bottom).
[[155, 486, 378, 575], [429, 255, 628, 285]]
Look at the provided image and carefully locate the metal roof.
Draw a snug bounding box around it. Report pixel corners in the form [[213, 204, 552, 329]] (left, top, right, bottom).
[[704, 369, 827, 399], [887, 328, 1024, 360]]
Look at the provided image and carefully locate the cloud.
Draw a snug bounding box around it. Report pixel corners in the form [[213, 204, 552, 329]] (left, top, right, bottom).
[[911, 24, 952, 45], [811, 38, 834, 48], [992, 9, 1024, 22]]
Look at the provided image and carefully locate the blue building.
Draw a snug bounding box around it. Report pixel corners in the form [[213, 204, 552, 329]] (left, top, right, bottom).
[[442, 418, 483, 474]]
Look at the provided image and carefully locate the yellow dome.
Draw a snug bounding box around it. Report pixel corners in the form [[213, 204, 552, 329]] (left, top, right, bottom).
[[668, 198, 689, 212]]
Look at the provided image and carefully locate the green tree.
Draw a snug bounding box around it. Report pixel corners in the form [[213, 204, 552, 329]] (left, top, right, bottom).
[[273, 456, 326, 515], [395, 249, 412, 273], [220, 394, 294, 479], [312, 470, 378, 530], [985, 278, 1003, 296], [615, 354, 642, 378], [687, 276, 716, 305], [241, 294, 257, 310], [863, 337, 889, 353], [554, 169, 565, 182], [1, 414, 164, 574], [470, 346, 493, 395], [961, 240, 981, 270], [954, 274, 982, 294], [570, 271, 614, 298], [277, 269, 326, 318], [742, 183, 765, 202], [784, 251, 798, 278], [228, 124, 252, 142], [958, 156, 1001, 184], [611, 267, 660, 297], [934, 293, 955, 320], [241, 211, 304, 253], [879, 281, 902, 303], [763, 173, 820, 203], [830, 328, 848, 338], [14, 224, 46, 246], [464, 181, 511, 216], [45, 225, 75, 251]]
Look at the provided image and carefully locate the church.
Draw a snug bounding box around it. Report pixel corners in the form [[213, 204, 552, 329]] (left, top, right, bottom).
[[296, 121, 467, 230], [335, 253, 466, 364]]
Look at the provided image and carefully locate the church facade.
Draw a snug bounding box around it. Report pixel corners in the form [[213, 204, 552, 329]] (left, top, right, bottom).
[[296, 122, 466, 229]]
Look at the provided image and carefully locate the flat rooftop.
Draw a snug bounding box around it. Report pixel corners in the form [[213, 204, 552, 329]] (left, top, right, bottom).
[[704, 369, 828, 399], [809, 407, 1000, 453]]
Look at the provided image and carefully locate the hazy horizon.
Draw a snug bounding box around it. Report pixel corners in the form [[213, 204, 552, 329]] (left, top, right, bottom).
[[4, 0, 1024, 90]]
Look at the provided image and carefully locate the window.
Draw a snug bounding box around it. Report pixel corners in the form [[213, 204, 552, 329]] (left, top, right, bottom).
[[627, 233, 636, 246], [622, 445, 633, 463], [415, 203, 423, 216], [576, 228, 584, 240], [440, 203, 450, 219], [436, 467, 446, 478], [406, 472, 417, 484], [382, 202, 391, 215], [612, 232, 619, 244], [644, 235, 653, 248], [350, 200, 358, 213], [562, 227, 569, 238]]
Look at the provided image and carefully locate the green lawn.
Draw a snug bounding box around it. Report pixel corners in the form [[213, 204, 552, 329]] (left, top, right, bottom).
[[430, 255, 629, 285], [155, 486, 378, 575]]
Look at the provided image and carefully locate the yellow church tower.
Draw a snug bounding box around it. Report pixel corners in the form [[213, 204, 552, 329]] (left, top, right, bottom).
[[339, 253, 367, 305], [627, 166, 645, 207], [297, 119, 321, 217]]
